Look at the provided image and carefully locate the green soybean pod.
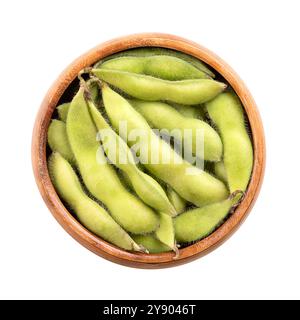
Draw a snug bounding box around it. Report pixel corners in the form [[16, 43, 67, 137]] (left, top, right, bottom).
[[57, 103, 71, 122], [131, 234, 171, 253], [206, 92, 253, 192], [166, 186, 187, 214], [116, 170, 176, 250], [118, 170, 134, 190], [155, 212, 176, 251], [98, 55, 210, 80], [48, 152, 142, 251], [130, 100, 223, 162], [214, 161, 227, 183], [87, 98, 176, 216], [117, 171, 176, 250], [66, 86, 159, 234], [171, 103, 204, 119], [174, 191, 242, 243], [94, 47, 215, 78], [101, 84, 229, 207], [47, 120, 75, 165], [93, 69, 226, 105]]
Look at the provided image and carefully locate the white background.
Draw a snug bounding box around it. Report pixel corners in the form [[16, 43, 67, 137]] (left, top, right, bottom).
[[0, 0, 299, 300]]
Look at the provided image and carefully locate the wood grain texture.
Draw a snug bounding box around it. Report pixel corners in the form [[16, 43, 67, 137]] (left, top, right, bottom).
[[31, 33, 266, 268]]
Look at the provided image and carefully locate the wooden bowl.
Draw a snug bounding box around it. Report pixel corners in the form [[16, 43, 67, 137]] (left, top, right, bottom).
[[32, 33, 265, 268]]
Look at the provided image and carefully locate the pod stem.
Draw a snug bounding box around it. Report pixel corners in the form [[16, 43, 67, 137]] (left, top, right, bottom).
[[172, 242, 180, 260], [81, 82, 92, 102], [229, 190, 246, 208], [89, 75, 104, 89], [141, 246, 150, 254], [134, 244, 149, 254], [78, 67, 92, 82], [78, 70, 94, 102]]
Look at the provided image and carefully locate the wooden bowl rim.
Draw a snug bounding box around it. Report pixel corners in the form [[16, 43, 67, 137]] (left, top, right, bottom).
[[32, 33, 266, 268]]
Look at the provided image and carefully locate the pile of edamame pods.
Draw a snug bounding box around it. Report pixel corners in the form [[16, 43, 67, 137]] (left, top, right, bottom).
[[47, 47, 253, 256]]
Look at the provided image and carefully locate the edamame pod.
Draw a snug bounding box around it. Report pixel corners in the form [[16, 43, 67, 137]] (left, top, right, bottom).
[[116, 169, 176, 249], [174, 192, 242, 243], [206, 92, 253, 192], [48, 152, 142, 251], [119, 170, 134, 190], [94, 47, 215, 78], [47, 120, 75, 165], [131, 234, 171, 253], [101, 84, 229, 207], [57, 103, 70, 122], [130, 100, 223, 161], [214, 161, 227, 183], [166, 186, 187, 214], [171, 103, 204, 119], [98, 55, 210, 80], [93, 69, 226, 105], [155, 212, 175, 251], [66, 86, 159, 234], [87, 98, 176, 216]]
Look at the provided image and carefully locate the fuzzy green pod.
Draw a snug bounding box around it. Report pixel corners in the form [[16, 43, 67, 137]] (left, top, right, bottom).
[[98, 55, 210, 80], [93, 69, 226, 105], [155, 212, 175, 251], [116, 170, 176, 249], [66, 86, 159, 234], [47, 120, 75, 165], [87, 98, 176, 216], [171, 103, 204, 119], [101, 84, 229, 207], [131, 234, 171, 253], [166, 186, 187, 214], [206, 92, 253, 192], [174, 192, 242, 243], [130, 100, 223, 161], [94, 47, 215, 78], [48, 152, 142, 251], [214, 161, 227, 183], [57, 103, 71, 122], [119, 170, 134, 190]]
